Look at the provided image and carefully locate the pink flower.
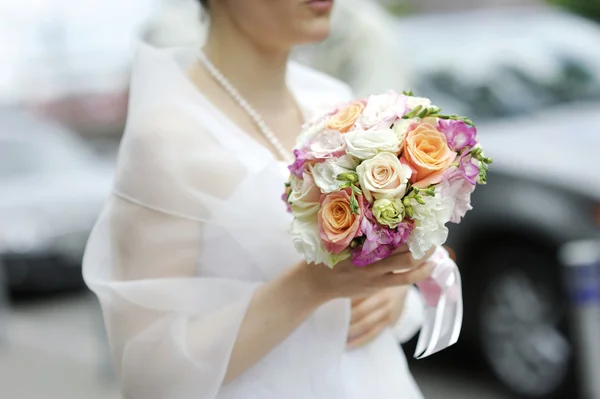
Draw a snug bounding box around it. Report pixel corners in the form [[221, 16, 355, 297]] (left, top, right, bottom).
[[318, 188, 364, 254], [288, 147, 312, 178], [437, 119, 478, 152], [308, 130, 346, 160], [359, 92, 407, 130], [350, 204, 414, 266], [459, 153, 480, 185], [281, 191, 292, 213], [442, 166, 476, 223]]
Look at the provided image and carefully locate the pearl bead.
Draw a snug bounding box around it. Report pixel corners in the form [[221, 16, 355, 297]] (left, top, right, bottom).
[[198, 50, 293, 163]]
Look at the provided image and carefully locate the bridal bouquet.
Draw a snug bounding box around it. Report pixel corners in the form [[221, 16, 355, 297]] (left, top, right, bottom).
[[283, 91, 491, 268]]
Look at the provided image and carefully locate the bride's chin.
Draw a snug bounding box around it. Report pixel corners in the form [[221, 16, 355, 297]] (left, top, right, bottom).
[[295, 24, 332, 45]]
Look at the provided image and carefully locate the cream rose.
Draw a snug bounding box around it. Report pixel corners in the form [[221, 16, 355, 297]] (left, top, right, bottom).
[[356, 152, 412, 203], [289, 172, 322, 221], [344, 128, 402, 160]]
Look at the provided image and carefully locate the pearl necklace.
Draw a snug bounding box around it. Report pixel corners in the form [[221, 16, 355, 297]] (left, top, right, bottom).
[[198, 50, 294, 163]]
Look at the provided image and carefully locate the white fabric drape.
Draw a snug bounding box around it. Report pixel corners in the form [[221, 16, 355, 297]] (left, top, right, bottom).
[[84, 43, 427, 399]]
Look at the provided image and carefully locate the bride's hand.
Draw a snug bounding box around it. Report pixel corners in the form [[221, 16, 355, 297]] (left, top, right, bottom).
[[301, 245, 436, 302], [347, 286, 409, 349]]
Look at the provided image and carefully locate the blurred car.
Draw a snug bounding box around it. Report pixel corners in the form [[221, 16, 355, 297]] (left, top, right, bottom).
[[393, 7, 600, 399], [0, 108, 113, 294]]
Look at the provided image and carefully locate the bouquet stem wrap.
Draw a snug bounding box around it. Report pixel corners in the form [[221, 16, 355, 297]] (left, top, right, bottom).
[[414, 246, 462, 358]]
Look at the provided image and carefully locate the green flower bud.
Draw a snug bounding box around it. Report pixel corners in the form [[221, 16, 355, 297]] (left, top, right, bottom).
[[373, 198, 405, 229], [337, 172, 359, 183]]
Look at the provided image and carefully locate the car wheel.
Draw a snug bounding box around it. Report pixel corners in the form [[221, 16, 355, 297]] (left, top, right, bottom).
[[469, 242, 576, 399]]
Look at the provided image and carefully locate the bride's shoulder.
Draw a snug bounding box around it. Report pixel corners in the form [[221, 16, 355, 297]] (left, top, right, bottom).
[[288, 61, 354, 103]]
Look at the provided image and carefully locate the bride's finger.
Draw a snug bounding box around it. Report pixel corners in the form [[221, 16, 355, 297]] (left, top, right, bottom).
[[350, 293, 387, 325], [350, 295, 369, 307], [347, 304, 390, 341], [369, 251, 422, 275], [347, 319, 389, 349], [381, 261, 435, 287]]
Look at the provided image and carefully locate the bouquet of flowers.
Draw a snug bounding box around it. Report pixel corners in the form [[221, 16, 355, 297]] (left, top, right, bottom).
[[284, 91, 491, 268]]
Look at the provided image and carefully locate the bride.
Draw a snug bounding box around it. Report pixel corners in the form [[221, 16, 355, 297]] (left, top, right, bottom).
[[83, 1, 458, 398]]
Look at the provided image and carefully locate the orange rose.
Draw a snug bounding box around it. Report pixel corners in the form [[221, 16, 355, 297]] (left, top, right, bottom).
[[327, 102, 365, 133], [318, 188, 364, 254], [403, 122, 457, 186]]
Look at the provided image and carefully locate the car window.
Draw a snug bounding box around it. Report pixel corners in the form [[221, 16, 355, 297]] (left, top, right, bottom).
[[415, 56, 600, 122], [0, 135, 90, 179], [0, 141, 39, 178]]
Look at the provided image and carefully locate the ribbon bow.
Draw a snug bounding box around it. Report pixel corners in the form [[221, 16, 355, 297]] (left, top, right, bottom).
[[414, 246, 463, 359]]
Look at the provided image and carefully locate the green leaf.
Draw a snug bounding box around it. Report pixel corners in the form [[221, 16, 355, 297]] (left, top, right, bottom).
[[402, 89, 414, 96], [284, 181, 291, 187]]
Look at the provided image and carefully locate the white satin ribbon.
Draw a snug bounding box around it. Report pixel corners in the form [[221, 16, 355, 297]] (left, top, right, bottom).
[[413, 246, 463, 359]]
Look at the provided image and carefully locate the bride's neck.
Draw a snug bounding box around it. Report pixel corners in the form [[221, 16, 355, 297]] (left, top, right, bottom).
[[203, 24, 291, 109]]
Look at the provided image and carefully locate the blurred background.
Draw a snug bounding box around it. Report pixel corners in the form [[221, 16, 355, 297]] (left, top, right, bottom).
[[1, 0, 600, 398]]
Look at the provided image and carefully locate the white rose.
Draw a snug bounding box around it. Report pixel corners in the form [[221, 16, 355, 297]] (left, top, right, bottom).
[[356, 152, 412, 202], [309, 130, 346, 159], [407, 189, 455, 259], [360, 91, 407, 130], [392, 118, 412, 147], [290, 218, 350, 268], [291, 218, 329, 265], [406, 96, 432, 110], [288, 172, 321, 221], [344, 128, 402, 160], [311, 155, 359, 193]]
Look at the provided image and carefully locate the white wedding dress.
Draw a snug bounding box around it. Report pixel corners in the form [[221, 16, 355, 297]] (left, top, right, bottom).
[[83, 43, 433, 399]]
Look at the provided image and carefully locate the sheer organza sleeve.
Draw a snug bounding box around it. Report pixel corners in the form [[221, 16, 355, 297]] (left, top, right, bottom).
[[83, 106, 265, 399]]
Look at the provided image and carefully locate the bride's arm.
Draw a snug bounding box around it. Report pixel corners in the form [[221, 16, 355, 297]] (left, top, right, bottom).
[[221, 262, 324, 383]]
